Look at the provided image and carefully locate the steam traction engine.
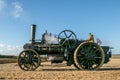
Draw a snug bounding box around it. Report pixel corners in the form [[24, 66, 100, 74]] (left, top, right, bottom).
[[18, 24, 112, 71]]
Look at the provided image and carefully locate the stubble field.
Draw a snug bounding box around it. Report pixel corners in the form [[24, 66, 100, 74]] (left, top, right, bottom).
[[0, 56, 120, 80]]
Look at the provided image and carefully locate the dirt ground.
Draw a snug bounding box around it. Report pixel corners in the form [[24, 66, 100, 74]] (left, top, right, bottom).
[[0, 58, 120, 80]]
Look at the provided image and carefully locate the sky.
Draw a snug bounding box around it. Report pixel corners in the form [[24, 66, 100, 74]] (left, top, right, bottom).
[[0, 0, 120, 55]]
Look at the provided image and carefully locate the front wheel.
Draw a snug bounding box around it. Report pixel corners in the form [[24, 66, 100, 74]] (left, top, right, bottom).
[[74, 42, 105, 70], [18, 49, 40, 71]]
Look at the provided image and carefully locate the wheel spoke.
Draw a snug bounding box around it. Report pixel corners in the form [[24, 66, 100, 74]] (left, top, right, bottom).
[[89, 61, 94, 69], [87, 62, 90, 69], [21, 65, 27, 70], [80, 60, 86, 65], [64, 31, 68, 38], [66, 40, 70, 47], [83, 60, 88, 68], [19, 58, 26, 64], [68, 33, 73, 38], [93, 48, 100, 53], [90, 60, 96, 66], [88, 44, 92, 51], [32, 57, 39, 63], [24, 64, 31, 70], [61, 39, 67, 45], [32, 62, 37, 68]]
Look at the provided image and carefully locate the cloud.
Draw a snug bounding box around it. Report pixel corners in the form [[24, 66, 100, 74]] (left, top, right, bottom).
[[12, 1, 23, 18], [0, 0, 6, 13], [0, 43, 23, 55], [0, 0, 24, 18]]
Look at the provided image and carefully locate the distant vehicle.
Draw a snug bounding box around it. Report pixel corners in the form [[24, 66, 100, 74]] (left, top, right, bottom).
[[18, 24, 112, 71]]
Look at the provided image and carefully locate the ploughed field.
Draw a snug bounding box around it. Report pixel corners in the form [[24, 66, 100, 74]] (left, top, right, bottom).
[[0, 56, 120, 80]]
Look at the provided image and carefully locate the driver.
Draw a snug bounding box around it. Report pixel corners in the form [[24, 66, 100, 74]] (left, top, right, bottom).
[[87, 33, 94, 42]]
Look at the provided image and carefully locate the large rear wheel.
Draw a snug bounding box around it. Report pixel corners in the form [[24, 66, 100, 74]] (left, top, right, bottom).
[[74, 42, 105, 70]]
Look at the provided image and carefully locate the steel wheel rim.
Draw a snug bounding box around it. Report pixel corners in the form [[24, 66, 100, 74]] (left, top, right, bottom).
[[74, 42, 104, 70]]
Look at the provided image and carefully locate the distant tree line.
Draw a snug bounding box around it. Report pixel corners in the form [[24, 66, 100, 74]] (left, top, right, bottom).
[[0, 54, 17, 58]]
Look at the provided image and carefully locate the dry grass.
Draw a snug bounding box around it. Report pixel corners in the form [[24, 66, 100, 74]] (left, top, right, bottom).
[[0, 58, 17, 64], [0, 56, 120, 80], [112, 54, 120, 59]]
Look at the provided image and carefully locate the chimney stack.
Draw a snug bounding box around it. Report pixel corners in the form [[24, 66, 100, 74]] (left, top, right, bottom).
[[31, 24, 36, 44]]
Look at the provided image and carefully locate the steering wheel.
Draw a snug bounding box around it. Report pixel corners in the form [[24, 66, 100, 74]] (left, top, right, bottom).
[[58, 30, 77, 48]]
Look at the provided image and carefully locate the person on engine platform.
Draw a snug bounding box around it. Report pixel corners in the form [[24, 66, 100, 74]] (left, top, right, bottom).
[[87, 33, 94, 42]]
